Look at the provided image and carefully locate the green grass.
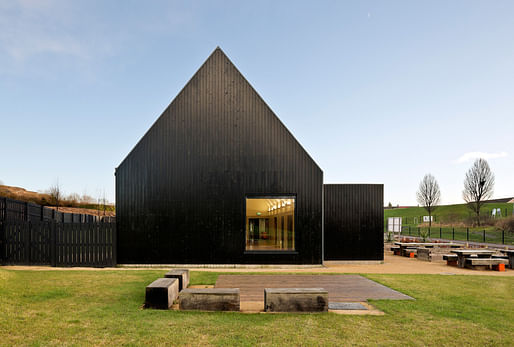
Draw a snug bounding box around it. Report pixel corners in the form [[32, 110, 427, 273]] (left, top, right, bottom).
[[1, 269, 513, 346], [384, 203, 514, 244], [384, 202, 513, 226]]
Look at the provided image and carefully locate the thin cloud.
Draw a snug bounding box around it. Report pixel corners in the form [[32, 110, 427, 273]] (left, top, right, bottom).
[[0, 1, 88, 62], [456, 151, 508, 163]]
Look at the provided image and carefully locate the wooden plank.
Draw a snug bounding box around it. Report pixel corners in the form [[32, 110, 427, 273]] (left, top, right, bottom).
[[264, 288, 328, 312], [215, 275, 412, 302], [179, 288, 239, 311]]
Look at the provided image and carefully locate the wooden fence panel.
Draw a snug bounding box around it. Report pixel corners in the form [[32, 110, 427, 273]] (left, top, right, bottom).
[[29, 221, 52, 265], [0, 220, 116, 267]]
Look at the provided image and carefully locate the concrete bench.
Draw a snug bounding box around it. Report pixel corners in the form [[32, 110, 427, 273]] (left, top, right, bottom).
[[466, 258, 508, 271], [179, 288, 240, 311], [145, 278, 179, 309], [443, 254, 458, 266], [164, 269, 189, 291], [264, 288, 328, 313]]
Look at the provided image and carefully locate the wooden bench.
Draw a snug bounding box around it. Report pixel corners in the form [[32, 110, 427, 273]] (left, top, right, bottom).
[[164, 269, 189, 291], [179, 288, 240, 311], [145, 278, 179, 309], [465, 258, 508, 271], [264, 288, 328, 313], [500, 250, 514, 269], [402, 248, 417, 258], [443, 254, 458, 266], [491, 255, 508, 259], [390, 246, 401, 255]]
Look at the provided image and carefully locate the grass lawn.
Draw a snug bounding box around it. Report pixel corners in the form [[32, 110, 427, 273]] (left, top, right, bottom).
[[384, 202, 513, 226], [1, 269, 513, 346], [384, 202, 514, 245]]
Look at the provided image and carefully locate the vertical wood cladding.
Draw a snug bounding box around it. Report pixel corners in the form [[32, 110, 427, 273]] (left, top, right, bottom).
[[323, 184, 384, 261], [116, 48, 323, 264]]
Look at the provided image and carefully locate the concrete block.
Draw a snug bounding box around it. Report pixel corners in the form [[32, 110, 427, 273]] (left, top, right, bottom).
[[145, 278, 179, 309], [179, 288, 240, 311], [264, 288, 328, 313], [164, 269, 190, 291]]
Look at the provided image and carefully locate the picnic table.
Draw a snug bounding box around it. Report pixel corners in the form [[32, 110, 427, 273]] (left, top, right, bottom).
[[451, 249, 495, 269], [500, 249, 514, 269], [394, 242, 461, 248], [394, 242, 461, 257]]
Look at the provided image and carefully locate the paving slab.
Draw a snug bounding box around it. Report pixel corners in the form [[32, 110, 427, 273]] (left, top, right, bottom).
[[329, 302, 367, 310]]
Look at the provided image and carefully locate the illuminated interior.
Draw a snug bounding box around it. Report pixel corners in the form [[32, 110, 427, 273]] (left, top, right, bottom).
[[245, 197, 295, 251]]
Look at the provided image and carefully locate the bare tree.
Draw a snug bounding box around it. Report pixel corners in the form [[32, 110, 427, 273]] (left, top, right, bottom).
[[101, 190, 107, 217], [463, 158, 495, 226], [416, 174, 441, 227], [48, 180, 62, 212]]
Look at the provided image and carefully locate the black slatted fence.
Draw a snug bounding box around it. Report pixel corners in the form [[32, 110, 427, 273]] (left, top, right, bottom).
[[0, 220, 116, 267]]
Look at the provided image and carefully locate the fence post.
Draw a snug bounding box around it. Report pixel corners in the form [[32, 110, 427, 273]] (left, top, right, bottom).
[[25, 221, 31, 264], [50, 222, 56, 267], [112, 222, 117, 267], [418, 227, 420, 237], [428, 228, 431, 238], [440, 227, 442, 239], [408, 226, 411, 236], [483, 229, 485, 243], [466, 228, 469, 241], [452, 228, 455, 240], [0, 221, 4, 264], [24, 202, 28, 222], [502, 230, 505, 244], [2, 197, 6, 221]]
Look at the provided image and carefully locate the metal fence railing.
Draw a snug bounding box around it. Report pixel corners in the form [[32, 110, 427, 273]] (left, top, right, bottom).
[[385, 226, 514, 245]]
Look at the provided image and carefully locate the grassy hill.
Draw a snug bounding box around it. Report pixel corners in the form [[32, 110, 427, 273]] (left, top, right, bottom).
[[0, 185, 115, 214], [384, 202, 514, 227]]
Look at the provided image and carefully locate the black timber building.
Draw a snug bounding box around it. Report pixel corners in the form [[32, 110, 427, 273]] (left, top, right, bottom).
[[116, 48, 383, 264]]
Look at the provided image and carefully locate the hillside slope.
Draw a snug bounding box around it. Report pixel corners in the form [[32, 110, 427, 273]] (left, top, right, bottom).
[[384, 202, 513, 226], [0, 185, 115, 216]]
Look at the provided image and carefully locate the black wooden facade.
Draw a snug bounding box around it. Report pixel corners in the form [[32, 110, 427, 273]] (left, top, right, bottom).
[[116, 48, 323, 264], [323, 184, 384, 261]]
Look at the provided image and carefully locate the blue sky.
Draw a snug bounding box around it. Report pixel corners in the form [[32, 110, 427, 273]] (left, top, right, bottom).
[[1, 0, 513, 205]]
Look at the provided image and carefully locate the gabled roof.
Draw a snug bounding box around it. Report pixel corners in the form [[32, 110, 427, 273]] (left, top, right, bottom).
[[118, 47, 322, 174]]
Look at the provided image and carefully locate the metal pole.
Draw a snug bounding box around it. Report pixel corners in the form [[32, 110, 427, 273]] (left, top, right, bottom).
[[483, 229, 485, 243], [502, 230, 505, 244], [452, 228, 455, 240], [466, 228, 469, 241], [440, 227, 442, 239]]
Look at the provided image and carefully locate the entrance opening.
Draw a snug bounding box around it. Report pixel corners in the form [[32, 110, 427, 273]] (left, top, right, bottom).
[[245, 197, 295, 251]]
